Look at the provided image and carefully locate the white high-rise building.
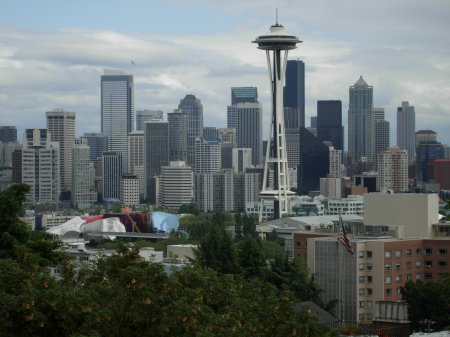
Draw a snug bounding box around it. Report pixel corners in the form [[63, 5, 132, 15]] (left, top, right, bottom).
[[232, 148, 252, 173], [128, 130, 144, 175], [72, 139, 96, 209], [320, 177, 342, 199], [101, 69, 134, 171], [328, 146, 343, 178], [194, 137, 221, 174], [22, 129, 59, 204], [46, 109, 75, 190], [377, 147, 408, 193], [121, 174, 140, 207], [158, 161, 193, 209], [397, 101, 415, 164]]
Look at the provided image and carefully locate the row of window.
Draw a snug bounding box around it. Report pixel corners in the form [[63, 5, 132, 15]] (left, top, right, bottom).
[[386, 260, 448, 271], [386, 273, 448, 284], [358, 288, 373, 296], [385, 248, 448, 258]]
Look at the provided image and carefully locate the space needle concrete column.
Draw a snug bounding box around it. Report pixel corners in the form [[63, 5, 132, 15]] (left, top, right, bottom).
[[253, 21, 301, 222]]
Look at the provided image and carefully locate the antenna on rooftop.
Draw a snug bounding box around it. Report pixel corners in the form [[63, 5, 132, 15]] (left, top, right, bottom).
[[276, 8, 279, 25]]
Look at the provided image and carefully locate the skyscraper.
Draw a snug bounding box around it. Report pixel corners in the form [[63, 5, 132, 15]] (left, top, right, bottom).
[[102, 151, 123, 200], [178, 95, 203, 167], [82, 133, 108, 164], [72, 138, 96, 209], [236, 103, 263, 165], [135, 110, 163, 131], [144, 120, 169, 203], [416, 141, 444, 183], [374, 108, 390, 169], [22, 129, 59, 204], [127, 130, 144, 176], [218, 128, 236, 169], [0, 126, 17, 143], [227, 87, 258, 128], [317, 100, 343, 151], [46, 109, 75, 191], [158, 161, 193, 209], [415, 130, 437, 149], [101, 69, 134, 171], [397, 101, 415, 164], [168, 109, 188, 162], [283, 60, 305, 128], [194, 137, 221, 174], [348, 76, 375, 164], [254, 22, 300, 220]]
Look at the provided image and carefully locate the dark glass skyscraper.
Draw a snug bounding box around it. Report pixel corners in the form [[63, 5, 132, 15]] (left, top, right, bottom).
[[416, 141, 444, 183], [227, 87, 258, 129], [178, 95, 203, 167], [168, 110, 188, 162], [317, 100, 343, 151], [298, 127, 329, 194], [0, 126, 17, 143], [283, 60, 305, 128]]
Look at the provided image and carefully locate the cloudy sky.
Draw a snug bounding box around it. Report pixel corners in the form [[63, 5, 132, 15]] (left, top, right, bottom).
[[1, 0, 449, 147]]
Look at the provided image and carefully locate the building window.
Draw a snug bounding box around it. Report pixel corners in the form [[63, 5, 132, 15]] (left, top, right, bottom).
[[438, 261, 448, 269], [396, 275, 402, 282], [386, 276, 392, 284], [367, 313, 373, 321], [438, 273, 448, 281], [425, 248, 432, 256], [416, 261, 422, 268], [367, 276, 373, 283], [397, 287, 402, 295], [366, 251, 373, 258], [359, 251, 365, 258], [386, 288, 392, 296], [385, 264, 391, 271], [359, 301, 365, 308], [424, 273, 432, 280], [395, 263, 402, 271], [385, 251, 392, 258], [359, 263, 365, 270], [359, 314, 365, 322], [405, 249, 412, 257], [407, 274, 412, 281], [359, 288, 365, 295], [359, 276, 365, 283], [367, 263, 373, 271], [416, 248, 421, 256], [367, 288, 373, 296], [416, 273, 421, 280], [425, 261, 432, 268], [438, 249, 448, 256], [366, 301, 373, 308], [395, 250, 402, 258]]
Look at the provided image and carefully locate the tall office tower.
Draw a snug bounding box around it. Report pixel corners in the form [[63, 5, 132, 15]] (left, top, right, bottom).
[[101, 69, 134, 171], [121, 174, 140, 207], [158, 161, 193, 209], [328, 146, 343, 178], [0, 142, 20, 167], [136, 110, 163, 131], [127, 130, 144, 175], [310, 116, 317, 128], [284, 107, 301, 170], [218, 128, 237, 169], [397, 101, 415, 164], [415, 130, 437, 149], [236, 103, 263, 166], [373, 107, 390, 170], [377, 147, 408, 193], [194, 137, 221, 174], [203, 127, 218, 139], [82, 133, 108, 163], [227, 87, 258, 128], [102, 151, 123, 200], [144, 120, 169, 203], [22, 129, 60, 204], [178, 94, 203, 167], [283, 60, 305, 128], [232, 148, 252, 172], [72, 138, 96, 209], [416, 141, 444, 183], [167, 109, 188, 162], [348, 76, 375, 164], [254, 21, 300, 220], [0, 126, 17, 143], [298, 127, 329, 194], [317, 100, 343, 151], [46, 109, 76, 190]]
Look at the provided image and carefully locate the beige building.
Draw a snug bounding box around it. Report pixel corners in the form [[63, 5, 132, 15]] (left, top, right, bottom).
[[158, 161, 193, 210], [364, 193, 439, 237], [377, 147, 408, 193]]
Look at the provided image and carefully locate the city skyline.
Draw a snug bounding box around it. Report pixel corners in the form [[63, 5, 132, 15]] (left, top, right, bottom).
[[1, 0, 450, 147]]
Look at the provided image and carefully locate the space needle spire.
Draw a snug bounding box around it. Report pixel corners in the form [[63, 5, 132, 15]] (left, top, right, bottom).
[[253, 19, 301, 221]]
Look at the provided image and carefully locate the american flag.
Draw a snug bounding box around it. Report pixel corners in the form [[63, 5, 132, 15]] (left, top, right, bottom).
[[338, 215, 354, 256]]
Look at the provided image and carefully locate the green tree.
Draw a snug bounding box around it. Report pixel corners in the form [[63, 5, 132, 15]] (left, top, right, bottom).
[[237, 235, 267, 279], [234, 213, 243, 241], [178, 203, 200, 216]]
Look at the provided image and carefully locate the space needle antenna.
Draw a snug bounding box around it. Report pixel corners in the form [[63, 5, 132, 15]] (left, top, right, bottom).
[[276, 8, 278, 25]]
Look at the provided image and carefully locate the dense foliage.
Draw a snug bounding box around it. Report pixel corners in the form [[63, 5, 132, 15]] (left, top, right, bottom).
[[0, 185, 335, 337]]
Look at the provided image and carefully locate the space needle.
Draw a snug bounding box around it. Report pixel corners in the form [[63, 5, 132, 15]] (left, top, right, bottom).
[[253, 16, 301, 222]]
